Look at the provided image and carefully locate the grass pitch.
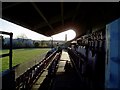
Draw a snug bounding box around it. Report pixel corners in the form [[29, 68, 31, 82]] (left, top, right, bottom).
[[0, 48, 50, 72]]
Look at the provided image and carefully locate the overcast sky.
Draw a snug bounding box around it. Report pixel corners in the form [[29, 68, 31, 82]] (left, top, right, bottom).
[[0, 18, 76, 41]]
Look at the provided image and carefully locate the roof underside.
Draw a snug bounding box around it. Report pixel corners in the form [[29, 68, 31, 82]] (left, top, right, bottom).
[[2, 2, 120, 38]]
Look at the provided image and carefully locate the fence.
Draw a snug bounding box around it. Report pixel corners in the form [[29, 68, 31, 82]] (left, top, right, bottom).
[[15, 50, 58, 89], [0, 31, 15, 89]]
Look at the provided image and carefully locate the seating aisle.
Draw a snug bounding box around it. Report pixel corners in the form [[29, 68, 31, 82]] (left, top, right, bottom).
[[36, 50, 83, 90], [50, 51, 82, 90]]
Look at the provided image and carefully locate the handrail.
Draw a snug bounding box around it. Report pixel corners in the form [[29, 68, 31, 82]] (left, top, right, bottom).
[[0, 53, 10, 58], [0, 31, 13, 35], [1, 31, 15, 90], [0, 31, 13, 70]]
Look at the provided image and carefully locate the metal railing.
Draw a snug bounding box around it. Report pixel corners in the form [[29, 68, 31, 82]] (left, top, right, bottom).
[[0, 31, 13, 70], [15, 50, 59, 89], [0, 31, 15, 90]]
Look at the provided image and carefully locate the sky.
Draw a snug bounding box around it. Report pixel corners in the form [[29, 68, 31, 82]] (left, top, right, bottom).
[[0, 18, 76, 41]]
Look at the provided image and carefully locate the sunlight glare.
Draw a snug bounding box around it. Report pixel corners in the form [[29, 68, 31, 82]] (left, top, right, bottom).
[[51, 29, 76, 41]]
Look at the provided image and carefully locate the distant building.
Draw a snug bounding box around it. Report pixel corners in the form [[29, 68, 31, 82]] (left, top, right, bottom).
[[3, 37, 66, 48], [3, 38, 34, 48]]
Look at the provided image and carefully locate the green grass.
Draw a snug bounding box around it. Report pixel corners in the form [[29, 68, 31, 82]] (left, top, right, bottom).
[[0, 48, 50, 72]]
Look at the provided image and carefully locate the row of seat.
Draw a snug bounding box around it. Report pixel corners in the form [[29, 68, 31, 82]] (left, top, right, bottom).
[[68, 29, 106, 88]]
